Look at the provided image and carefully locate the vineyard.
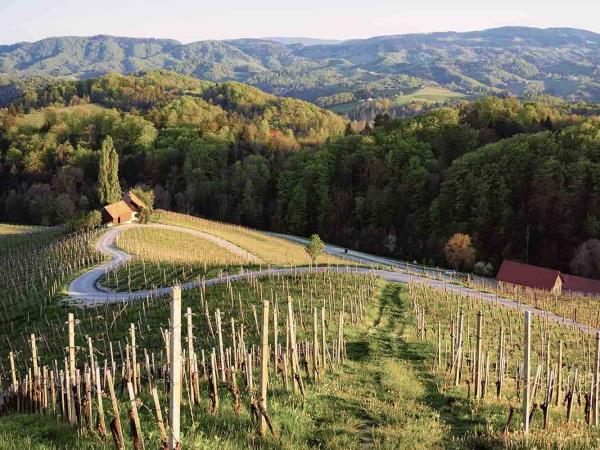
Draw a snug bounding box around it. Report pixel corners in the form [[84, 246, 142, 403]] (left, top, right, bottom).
[[102, 225, 256, 292], [2, 214, 600, 449], [155, 210, 349, 267]]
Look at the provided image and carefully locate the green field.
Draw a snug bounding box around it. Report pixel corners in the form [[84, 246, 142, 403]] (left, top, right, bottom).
[[331, 86, 468, 115], [15, 103, 106, 129]]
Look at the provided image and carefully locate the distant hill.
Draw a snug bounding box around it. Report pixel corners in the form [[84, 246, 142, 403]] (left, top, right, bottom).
[[1, 27, 600, 106], [261, 37, 343, 46]]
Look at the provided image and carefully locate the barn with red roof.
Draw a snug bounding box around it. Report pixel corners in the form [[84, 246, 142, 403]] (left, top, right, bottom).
[[497, 260, 600, 296], [496, 260, 563, 294]]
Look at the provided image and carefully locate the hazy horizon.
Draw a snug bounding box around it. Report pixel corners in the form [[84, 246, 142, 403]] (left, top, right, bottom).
[[1, 0, 600, 45], [2, 25, 600, 46]]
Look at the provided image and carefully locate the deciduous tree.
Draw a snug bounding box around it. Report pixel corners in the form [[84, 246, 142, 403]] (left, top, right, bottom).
[[570, 239, 600, 280], [305, 234, 325, 265], [444, 233, 476, 271]]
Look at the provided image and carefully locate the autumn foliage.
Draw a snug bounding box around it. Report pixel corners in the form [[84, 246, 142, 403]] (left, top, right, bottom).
[[444, 233, 476, 271]]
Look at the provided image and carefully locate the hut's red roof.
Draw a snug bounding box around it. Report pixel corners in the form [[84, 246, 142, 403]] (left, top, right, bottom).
[[496, 260, 561, 291]]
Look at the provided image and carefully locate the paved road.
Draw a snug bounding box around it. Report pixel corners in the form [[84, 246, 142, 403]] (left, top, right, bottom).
[[266, 231, 464, 283], [67, 223, 260, 303], [66, 224, 599, 335]]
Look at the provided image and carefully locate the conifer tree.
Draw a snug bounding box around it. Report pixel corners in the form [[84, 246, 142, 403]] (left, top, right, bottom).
[[97, 136, 121, 205]]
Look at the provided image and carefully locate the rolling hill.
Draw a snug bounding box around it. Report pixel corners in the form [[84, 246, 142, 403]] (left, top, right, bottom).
[[1, 27, 600, 107]]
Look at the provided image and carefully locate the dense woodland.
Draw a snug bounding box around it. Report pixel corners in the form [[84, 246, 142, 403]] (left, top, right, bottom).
[[2, 70, 600, 273]]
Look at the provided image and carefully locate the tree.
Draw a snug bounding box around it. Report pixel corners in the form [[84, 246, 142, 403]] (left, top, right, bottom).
[[444, 233, 476, 271], [570, 239, 600, 279], [70, 210, 101, 231], [97, 136, 121, 205], [473, 261, 494, 277], [305, 234, 325, 265], [132, 186, 155, 224]]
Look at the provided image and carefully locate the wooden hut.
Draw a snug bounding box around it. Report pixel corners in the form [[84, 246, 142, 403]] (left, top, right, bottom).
[[123, 191, 146, 212], [101, 201, 133, 225]]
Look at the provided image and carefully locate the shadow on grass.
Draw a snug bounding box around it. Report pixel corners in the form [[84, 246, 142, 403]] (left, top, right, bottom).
[[345, 339, 371, 361]]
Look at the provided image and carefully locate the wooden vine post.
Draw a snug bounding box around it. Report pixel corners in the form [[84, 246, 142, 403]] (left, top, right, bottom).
[[30, 334, 39, 410], [523, 310, 531, 434], [312, 307, 319, 382], [259, 300, 270, 435], [130, 324, 138, 394], [9, 351, 17, 394], [151, 387, 168, 445], [127, 381, 144, 449], [594, 331, 600, 426], [497, 325, 504, 399], [94, 366, 107, 439], [475, 311, 482, 399], [287, 296, 299, 394], [68, 313, 76, 387], [186, 307, 194, 405], [321, 307, 327, 380], [555, 340, 563, 406], [67, 313, 77, 424], [273, 305, 279, 376], [106, 370, 124, 450], [216, 309, 226, 383], [169, 286, 183, 450], [454, 309, 463, 386]]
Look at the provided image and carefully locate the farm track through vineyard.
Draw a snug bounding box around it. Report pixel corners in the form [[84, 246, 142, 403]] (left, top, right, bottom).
[[68, 223, 600, 337]]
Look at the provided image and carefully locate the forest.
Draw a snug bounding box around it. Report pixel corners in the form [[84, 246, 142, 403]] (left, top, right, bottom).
[[1, 70, 600, 274]]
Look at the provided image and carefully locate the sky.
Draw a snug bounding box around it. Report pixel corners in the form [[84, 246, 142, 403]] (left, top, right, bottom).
[[1, 0, 599, 44]]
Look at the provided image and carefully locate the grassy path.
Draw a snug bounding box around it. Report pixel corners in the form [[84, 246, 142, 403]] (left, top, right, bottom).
[[0, 282, 485, 449], [304, 282, 479, 449]]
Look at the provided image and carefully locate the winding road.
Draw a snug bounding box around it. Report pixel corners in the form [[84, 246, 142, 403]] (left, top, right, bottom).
[[67, 223, 599, 335], [67, 223, 260, 304]]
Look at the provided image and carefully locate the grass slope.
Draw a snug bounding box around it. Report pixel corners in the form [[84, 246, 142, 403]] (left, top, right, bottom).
[[2, 262, 600, 448], [102, 226, 256, 291], [156, 210, 351, 267], [115, 226, 248, 265], [0, 279, 452, 449]]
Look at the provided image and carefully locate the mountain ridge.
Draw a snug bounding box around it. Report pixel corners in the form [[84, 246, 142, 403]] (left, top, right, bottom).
[[1, 26, 600, 105]]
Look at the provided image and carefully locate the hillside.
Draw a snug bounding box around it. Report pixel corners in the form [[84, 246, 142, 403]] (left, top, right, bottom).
[[3, 210, 600, 448], [3, 75, 600, 275], [2, 27, 600, 109]]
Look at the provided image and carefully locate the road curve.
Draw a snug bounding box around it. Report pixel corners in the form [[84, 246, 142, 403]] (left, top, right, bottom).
[[67, 223, 260, 302], [66, 225, 599, 336]]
